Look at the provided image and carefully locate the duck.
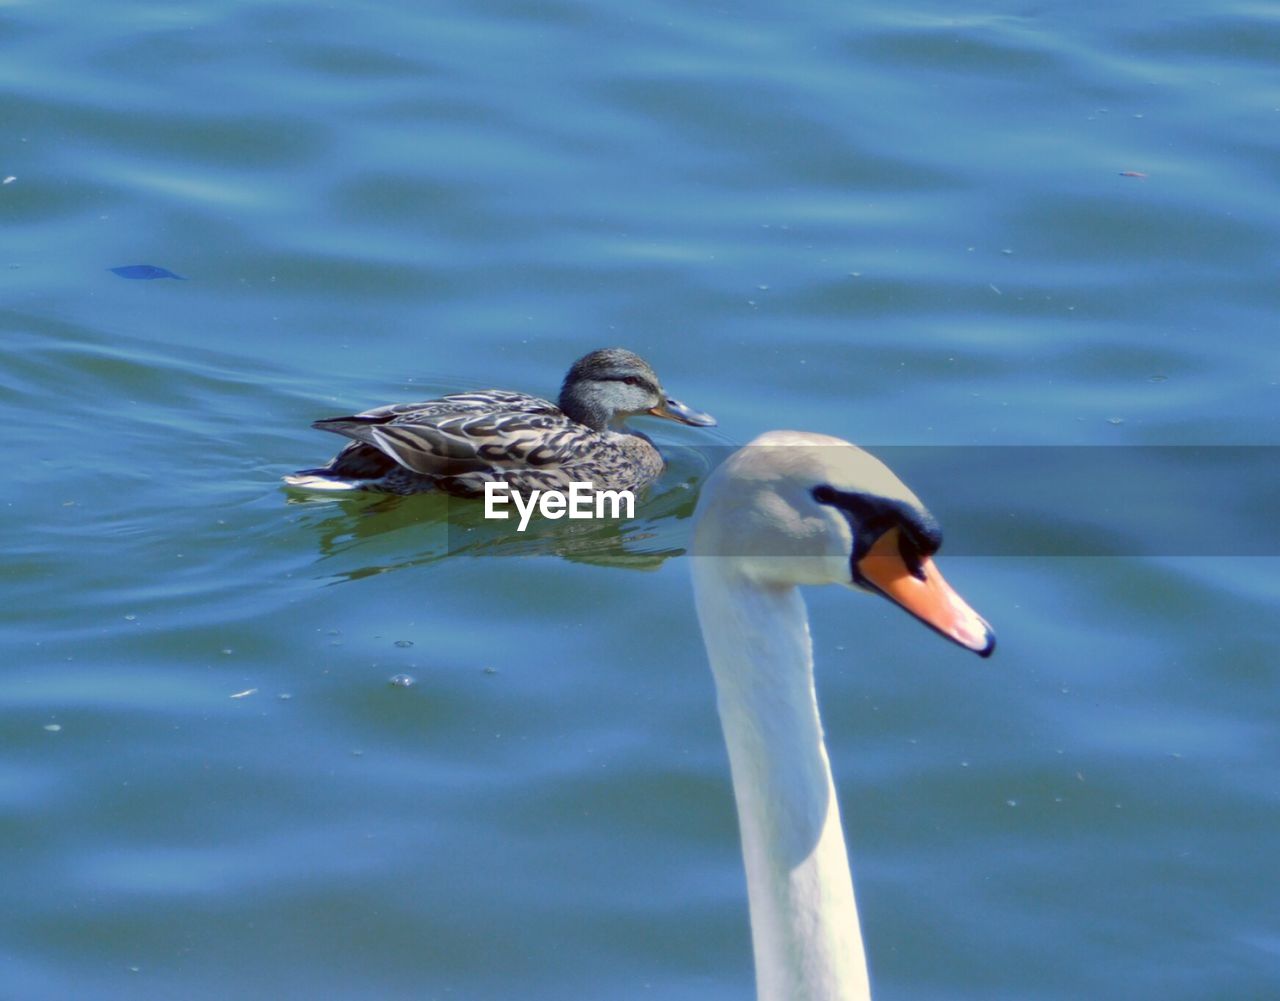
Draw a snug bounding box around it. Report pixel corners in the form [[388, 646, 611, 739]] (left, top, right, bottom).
[[690, 431, 994, 1000], [284, 348, 715, 496]]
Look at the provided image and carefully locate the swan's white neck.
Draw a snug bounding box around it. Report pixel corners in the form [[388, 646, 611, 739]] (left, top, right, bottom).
[[692, 559, 871, 1001]]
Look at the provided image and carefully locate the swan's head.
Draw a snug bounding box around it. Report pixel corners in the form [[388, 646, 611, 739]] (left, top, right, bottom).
[[558, 348, 716, 432], [692, 430, 994, 656]]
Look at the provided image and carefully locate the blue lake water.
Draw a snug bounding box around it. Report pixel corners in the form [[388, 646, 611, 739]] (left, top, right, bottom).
[[2, 1, 1278, 998]]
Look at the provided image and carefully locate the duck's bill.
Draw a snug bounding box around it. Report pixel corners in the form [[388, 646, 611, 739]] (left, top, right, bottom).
[[648, 396, 717, 427], [856, 527, 995, 657]]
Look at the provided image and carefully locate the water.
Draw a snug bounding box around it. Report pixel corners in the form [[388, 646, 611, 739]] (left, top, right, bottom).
[[3, 1, 1278, 998]]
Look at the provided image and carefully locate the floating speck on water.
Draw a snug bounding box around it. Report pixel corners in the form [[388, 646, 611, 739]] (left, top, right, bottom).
[[350, 749, 364, 757], [960, 760, 970, 768], [109, 264, 185, 281], [1000, 248, 1014, 255], [44, 723, 62, 733], [389, 673, 415, 688], [277, 693, 293, 701], [2, 176, 14, 185], [1149, 374, 1168, 383], [989, 284, 1002, 295], [482, 666, 498, 675], [1106, 416, 1125, 425], [220, 648, 234, 656], [394, 639, 413, 648], [124, 613, 137, 621], [1006, 799, 1018, 807], [756, 284, 770, 291], [229, 688, 257, 699]]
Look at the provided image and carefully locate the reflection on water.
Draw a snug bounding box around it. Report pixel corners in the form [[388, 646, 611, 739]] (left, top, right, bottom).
[[287, 441, 715, 581]]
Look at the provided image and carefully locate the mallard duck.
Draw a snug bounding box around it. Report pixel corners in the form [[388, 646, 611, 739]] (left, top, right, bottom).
[[284, 348, 716, 496]]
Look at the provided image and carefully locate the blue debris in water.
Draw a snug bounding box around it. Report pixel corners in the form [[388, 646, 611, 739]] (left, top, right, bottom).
[[109, 264, 186, 280]]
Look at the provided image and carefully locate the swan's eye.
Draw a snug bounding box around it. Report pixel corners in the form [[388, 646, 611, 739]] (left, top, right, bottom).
[[623, 376, 642, 387], [811, 485, 838, 505]]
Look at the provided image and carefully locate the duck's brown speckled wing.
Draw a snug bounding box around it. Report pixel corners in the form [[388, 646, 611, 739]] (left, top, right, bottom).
[[335, 389, 561, 424], [309, 390, 662, 497]]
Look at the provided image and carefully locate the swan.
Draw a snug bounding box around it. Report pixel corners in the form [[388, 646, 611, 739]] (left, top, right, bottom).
[[690, 430, 995, 1001]]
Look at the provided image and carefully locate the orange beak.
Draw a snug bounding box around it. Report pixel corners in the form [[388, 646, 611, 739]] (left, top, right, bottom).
[[856, 527, 995, 656]]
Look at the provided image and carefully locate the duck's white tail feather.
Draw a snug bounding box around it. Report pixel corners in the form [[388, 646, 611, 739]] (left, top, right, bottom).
[[281, 473, 364, 492]]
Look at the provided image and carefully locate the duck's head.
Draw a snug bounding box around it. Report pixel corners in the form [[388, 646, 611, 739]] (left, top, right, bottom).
[[693, 430, 994, 656], [559, 348, 716, 432]]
